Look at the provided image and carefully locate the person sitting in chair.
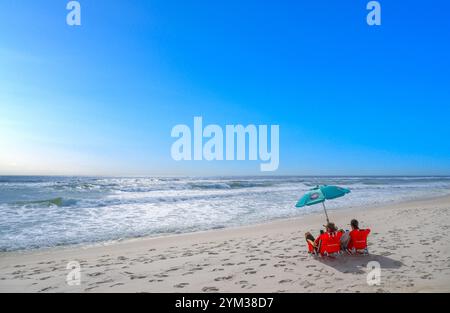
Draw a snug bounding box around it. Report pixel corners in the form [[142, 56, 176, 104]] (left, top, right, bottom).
[[346, 219, 371, 254], [305, 222, 342, 255]]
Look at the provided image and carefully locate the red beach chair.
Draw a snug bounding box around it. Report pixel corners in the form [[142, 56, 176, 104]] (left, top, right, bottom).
[[306, 239, 316, 254], [317, 231, 342, 256], [347, 229, 371, 254]]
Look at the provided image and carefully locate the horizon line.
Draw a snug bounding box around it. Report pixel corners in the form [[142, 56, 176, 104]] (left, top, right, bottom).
[[1, 174, 450, 178]]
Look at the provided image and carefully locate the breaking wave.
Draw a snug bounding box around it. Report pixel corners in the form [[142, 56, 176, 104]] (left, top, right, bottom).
[[1, 176, 450, 251]]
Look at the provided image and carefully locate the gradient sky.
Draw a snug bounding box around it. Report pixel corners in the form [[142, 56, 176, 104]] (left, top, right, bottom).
[[1, 0, 449, 176]]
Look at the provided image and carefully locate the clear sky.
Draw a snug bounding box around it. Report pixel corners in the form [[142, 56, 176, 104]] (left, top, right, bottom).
[[1, 0, 449, 176]]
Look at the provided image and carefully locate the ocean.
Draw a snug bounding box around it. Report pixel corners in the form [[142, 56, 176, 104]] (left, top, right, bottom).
[[1, 176, 449, 251]]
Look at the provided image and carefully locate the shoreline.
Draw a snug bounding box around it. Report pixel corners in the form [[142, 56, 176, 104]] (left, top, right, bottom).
[[2, 193, 449, 257], [1, 195, 450, 292]]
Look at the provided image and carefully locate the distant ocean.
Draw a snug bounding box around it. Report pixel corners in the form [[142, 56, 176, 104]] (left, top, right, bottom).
[[1, 176, 450, 252]]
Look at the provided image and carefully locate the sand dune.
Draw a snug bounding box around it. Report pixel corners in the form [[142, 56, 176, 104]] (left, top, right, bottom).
[[1, 196, 450, 293]]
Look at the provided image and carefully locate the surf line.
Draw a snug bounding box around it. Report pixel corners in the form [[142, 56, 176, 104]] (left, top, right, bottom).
[[171, 117, 279, 172]]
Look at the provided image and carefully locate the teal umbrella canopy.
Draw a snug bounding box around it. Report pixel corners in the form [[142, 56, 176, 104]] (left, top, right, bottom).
[[295, 189, 326, 207], [320, 185, 351, 200], [296, 185, 351, 222]]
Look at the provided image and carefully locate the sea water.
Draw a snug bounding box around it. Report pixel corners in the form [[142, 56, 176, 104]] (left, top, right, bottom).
[[1, 176, 449, 251]]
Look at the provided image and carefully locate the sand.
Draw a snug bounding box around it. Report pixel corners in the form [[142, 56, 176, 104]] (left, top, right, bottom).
[[1, 195, 450, 293]]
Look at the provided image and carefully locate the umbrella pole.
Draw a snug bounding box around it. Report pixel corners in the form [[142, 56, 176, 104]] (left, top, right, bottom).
[[322, 202, 330, 223]]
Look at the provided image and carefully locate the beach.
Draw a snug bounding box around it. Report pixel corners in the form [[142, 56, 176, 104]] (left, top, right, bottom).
[[2, 0, 449, 296], [1, 195, 450, 293]]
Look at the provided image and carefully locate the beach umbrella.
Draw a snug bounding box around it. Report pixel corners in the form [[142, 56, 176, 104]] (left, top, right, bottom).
[[296, 185, 351, 223]]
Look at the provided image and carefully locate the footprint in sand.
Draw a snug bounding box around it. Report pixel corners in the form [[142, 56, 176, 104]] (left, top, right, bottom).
[[420, 274, 432, 280], [214, 275, 234, 281], [235, 280, 255, 289], [202, 286, 219, 292], [130, 275, 147, 280], [165, 267, 180, 273], [39, 286, 56, 292], [211, 268, 224, 272], [222, 263, 235, 266], [84, 285, 101, 292], [244, 268, 257, 275], [174, 283, 190, 288], [301, 281, 315, 288], [88, 272, 104, 277], [97, 279, 115, 285]]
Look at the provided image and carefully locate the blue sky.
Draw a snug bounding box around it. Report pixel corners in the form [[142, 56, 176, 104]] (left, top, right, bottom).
[[1, 0, 449, 176]]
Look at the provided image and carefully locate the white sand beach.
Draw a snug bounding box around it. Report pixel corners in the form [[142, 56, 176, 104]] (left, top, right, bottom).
[[1, 195, 450, 293]]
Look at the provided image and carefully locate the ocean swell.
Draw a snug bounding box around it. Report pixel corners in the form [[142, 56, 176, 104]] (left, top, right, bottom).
[[1, 176, 450, 251]]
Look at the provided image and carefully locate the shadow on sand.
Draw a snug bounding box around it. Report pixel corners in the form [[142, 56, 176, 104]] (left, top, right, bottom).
[[315, 253, 404, 274]]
